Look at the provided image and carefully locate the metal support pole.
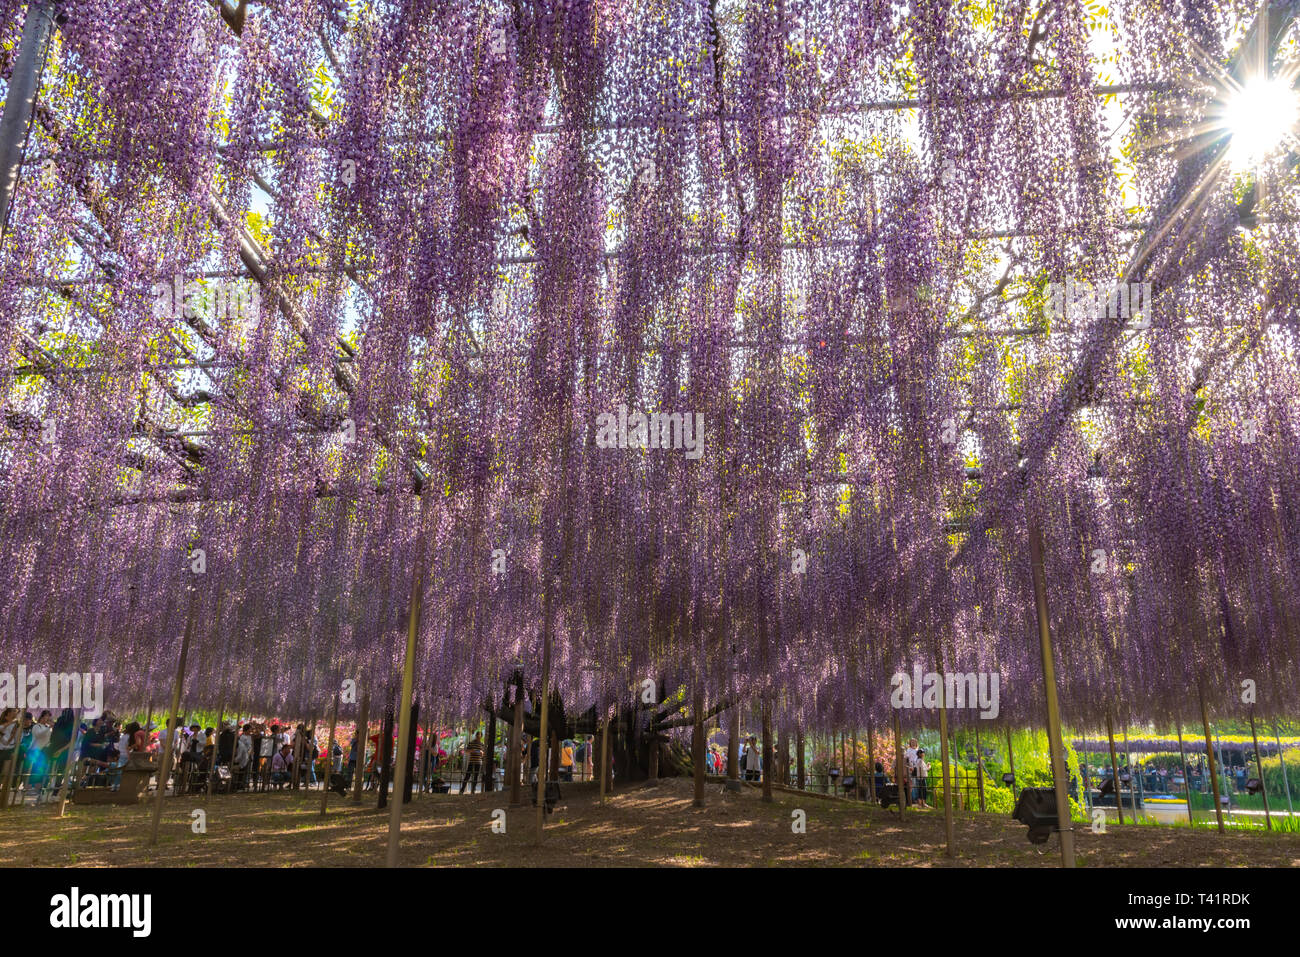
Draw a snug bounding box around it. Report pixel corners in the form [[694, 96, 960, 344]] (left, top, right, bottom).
[[1027, 517, 1075, 867]]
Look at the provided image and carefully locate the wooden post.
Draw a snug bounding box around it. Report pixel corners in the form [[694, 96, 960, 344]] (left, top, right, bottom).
[[54, 712, 82, 818], [290, 721, 303, 792], [400, 699, 419, 804], [206, 704, 225, 799], [692, 686, 706, 808], [1198, 681, 1225, 833], [385, 550, 425, 867], [851, 731, 859, 800], [1105, 709, 1124, 825], [377, 706, 394, 808], [533, 585, 555, 842], [938, 701, 954, 856], [839, 730, 847, 797], [828, 731, 836, 796], [728, 701, 740, 781], [417, 719, 430, 794], [975, 725, 986, 813], [483, 698, 497, 794], [1027, 517, 1075, 867], [509, 680, 524, 806], [1122, 724, 1138, 821], [796, 728, 806, 790], [1175, 716, 1195, 825], [548, 727, 561, 786], [867, 718, 875, 801], [1, 712, 23, 807], [598, 715, 609, 805], [319, 688, 340, 816], [932, 622, 953, 844], [350, 690, 369, 805], [893, 711, 905, 814], [775, 724, 787, 787], [760, 700, 773, 803], [149, 587, 198, 846]]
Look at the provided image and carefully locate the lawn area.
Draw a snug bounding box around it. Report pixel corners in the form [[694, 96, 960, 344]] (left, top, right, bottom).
[[4, 778, 1299, 867]]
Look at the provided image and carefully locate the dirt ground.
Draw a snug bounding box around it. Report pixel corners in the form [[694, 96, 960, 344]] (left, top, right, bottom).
[[3, 777, 1298, 867]]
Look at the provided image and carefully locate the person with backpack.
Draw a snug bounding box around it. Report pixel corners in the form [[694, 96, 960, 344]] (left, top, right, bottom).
[[560, 739, 575, 782]]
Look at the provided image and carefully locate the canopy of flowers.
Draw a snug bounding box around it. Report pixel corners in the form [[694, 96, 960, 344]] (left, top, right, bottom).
[[2, 0, 1298, 735]]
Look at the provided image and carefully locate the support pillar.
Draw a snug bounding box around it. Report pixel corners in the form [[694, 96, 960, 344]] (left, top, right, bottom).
[[1198, 681, 1225, 833], [796, 728, 806, 790], [1027, 517, 1075, 867], [350, 690, 369, 806], [1106, 709, 1124, 825], [149, 587, 198, 846], [1249, 708, 1271, 831]]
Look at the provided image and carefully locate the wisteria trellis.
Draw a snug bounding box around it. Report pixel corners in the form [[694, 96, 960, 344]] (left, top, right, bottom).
[[1, 0, 1298, 740]]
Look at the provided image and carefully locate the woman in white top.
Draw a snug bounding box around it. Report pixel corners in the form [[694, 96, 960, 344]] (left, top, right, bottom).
[[29, 712, 53, 751], [913, 748, 931, 809]]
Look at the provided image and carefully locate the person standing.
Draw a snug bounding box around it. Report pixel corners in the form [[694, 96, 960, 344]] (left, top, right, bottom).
[[914, 748, 931, 809], [463, 732, 485, 794], [0, 709, 20, 799], [560, 739, 575, 782], [234, 725, 253, 789], [744, 735, 762, 782]]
